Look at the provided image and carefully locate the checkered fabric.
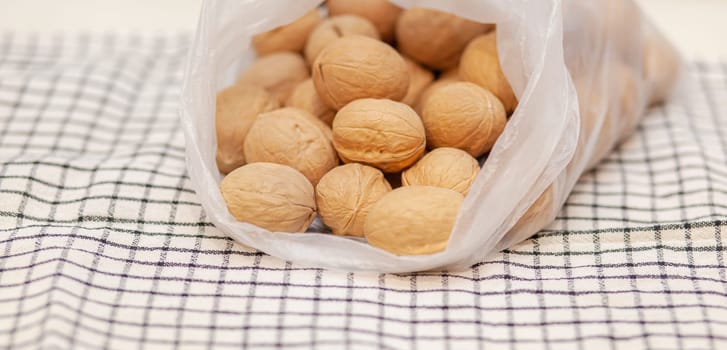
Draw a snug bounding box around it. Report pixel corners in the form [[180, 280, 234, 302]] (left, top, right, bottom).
[[1, 33, 726, 350]]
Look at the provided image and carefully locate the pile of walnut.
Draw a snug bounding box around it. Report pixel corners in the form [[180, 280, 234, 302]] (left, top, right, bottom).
[[218, 1, 514, 256]]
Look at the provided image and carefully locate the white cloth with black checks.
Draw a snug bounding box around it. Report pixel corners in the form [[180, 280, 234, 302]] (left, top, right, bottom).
[[1, 34, 726, 349]]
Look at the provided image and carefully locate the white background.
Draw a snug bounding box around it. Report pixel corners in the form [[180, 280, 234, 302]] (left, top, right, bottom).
[[0, 0, 725, 61]]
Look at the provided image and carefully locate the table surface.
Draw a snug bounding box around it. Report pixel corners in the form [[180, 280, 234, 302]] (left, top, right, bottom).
[[0, 0, 725, 61]]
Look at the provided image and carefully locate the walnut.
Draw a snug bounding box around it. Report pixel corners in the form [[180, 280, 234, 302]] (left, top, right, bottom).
[[332, 98, 425, 172], [396, 8, 492, 70], [220, 162, 316, 232], [243, 107, 338, 185], [420, 82, 507, 157], [312, 36, 409, 109], [460, 32, 519, 114], [237, 52, 309, 103], [401, 56, 434, 107], [316, 163, 392, 237], [285, 78, 336, 126], [402, 148, 480, 195], [252, 9, 322, 55], [364, 186, 464, 255], [215, 85, 279, 174], [304, 15, 380, 65], [326, 0, 402, 42]]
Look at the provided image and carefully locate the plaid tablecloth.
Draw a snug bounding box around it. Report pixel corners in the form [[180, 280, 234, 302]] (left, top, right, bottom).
[[1, 33, 726, 350]]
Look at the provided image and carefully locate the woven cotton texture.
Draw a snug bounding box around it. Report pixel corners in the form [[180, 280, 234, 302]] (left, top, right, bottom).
[[1, 34, 727, 350]]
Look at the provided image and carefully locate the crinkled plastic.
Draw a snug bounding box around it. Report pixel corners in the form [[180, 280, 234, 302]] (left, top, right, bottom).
[[179, 0, 680, 272]]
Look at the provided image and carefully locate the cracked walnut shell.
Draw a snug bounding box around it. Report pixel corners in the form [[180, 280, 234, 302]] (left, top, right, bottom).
[[316, 163, 392, 237], [402, 148, 480, 196], [312, 36, 409, 110], [332, 98, 425, 173], [220, 162, 316, 233], [243, 108, 338, 185], [364, 185, 464, 255]]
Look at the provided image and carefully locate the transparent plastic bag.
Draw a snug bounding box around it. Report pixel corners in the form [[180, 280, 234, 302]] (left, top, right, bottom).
[[179, 0, 680, 272]]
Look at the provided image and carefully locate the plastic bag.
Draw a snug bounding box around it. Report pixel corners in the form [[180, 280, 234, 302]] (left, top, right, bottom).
[[179, 0, 680, 272]]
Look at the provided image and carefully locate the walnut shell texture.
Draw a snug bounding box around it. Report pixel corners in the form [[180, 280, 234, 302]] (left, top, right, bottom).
[[285, 78, 336, 126], [252, 9, 322, 56], [215, 85, 280, 174], [333, 98, 425, 173], [316, 163, 392, 237], [460, 32, 518, 114], [421, 82, 507, 157], [326, 0, 402, 42], [364, 185, 464, 255], [243, 108, 338, 185], [305, 15, 381, 65], [401, 56, 434, 107], [396, 8, 493, 70], [220, 162, 316, 233], [312, 36, 409, 110], [237, 52, 309, 103], [402, 147, 480, 196]]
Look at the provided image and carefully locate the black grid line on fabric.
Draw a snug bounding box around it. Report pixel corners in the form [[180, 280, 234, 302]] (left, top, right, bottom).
[[617, 141, 650, 350]]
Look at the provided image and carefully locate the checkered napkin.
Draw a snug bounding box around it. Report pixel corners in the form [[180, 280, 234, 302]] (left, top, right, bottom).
[[1, 33, 726, 350]]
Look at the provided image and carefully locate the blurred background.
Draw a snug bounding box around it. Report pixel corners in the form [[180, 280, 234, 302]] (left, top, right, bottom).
[[0, 0, 724, 61]]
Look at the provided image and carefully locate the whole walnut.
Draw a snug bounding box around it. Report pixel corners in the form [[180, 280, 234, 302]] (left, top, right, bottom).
[[220, 162, 316, 233], [396, 8, 492, 70], [215, 85, 280, 174], [285, 78, 336, 126], [332, 98, 425, 173], [312, 36, 409, 110], [460, 32, 519, 114], [316, 163, 392, 237], [304, 15, 380, 65], [421, 82, 507, 158], [237, 52, 309, 103], [364, 185, 464, 255], [244, 108, 338, 185], [402, 148, 480, 196], [252, 9, 322, 56], [326, 0, 402, 42], [401, 56, 434, 107], [500, 185, 554, 249]]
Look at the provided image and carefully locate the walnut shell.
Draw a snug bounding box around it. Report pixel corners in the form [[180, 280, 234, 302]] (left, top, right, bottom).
[[252, 9, 322, 56], [244, 108, 338, 185], [332, 98, 426, 173], [304, 15, 380, 65], [220, 162, 316, 232], [401, 56, 434, 107], [402, 148, 480, 196], [285, 78, 336, 126], [396, 8, 492, 70], [364, 185, 463, 255], [460, 32, 518, 114], [326, 0, 402, 42], [316, 163, 392, 237], [215, 85, 280, 174], [237, 52, 309, 103], [312, 36, 409, 110], [421, 82, 507, 157]]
